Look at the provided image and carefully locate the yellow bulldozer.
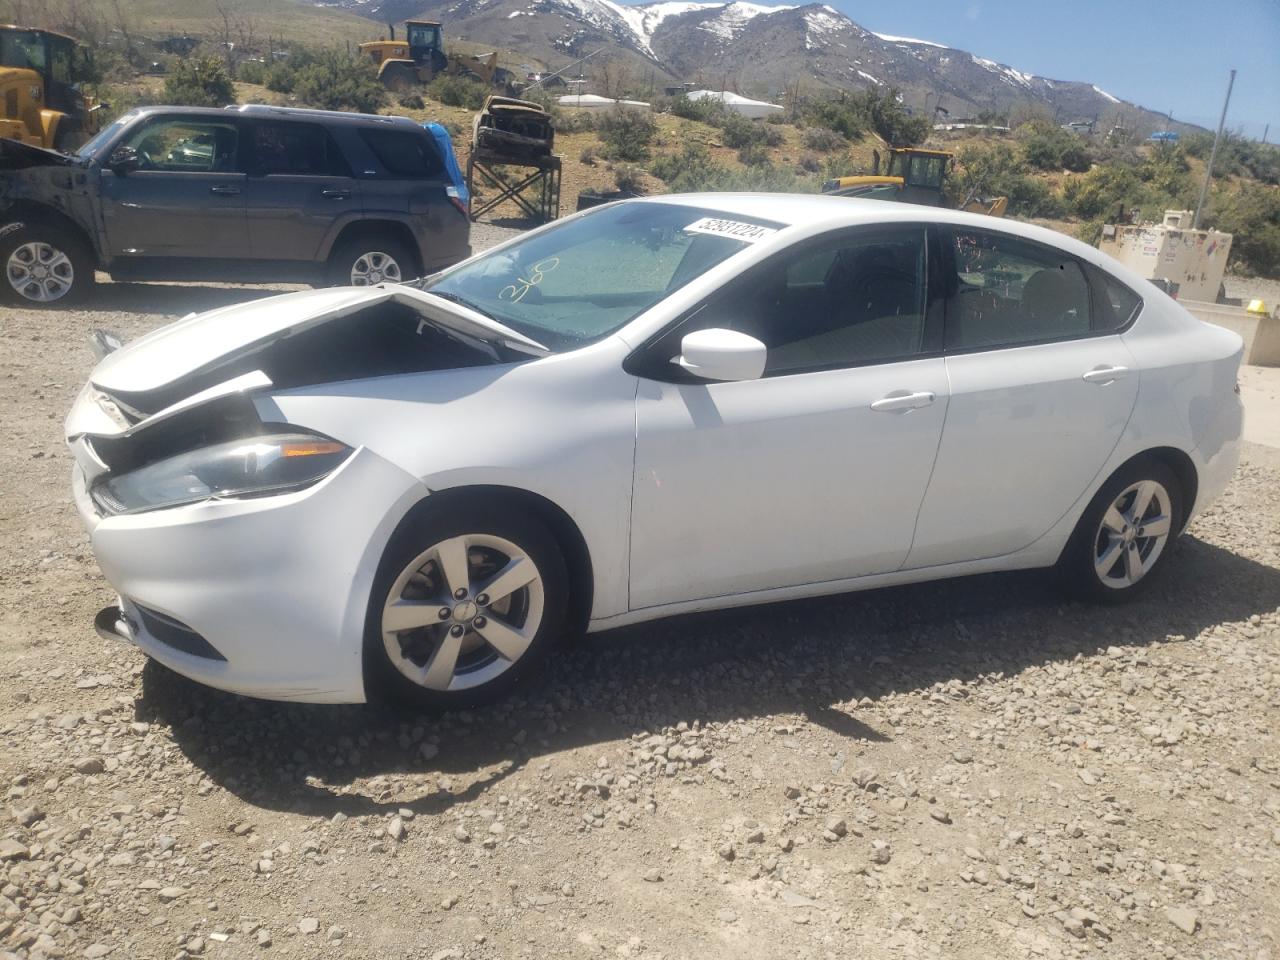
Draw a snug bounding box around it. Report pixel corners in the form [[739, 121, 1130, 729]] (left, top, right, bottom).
[[359, 21, 514, 93], [1, 24, 104, 151], [822, 146, 1008, 217]]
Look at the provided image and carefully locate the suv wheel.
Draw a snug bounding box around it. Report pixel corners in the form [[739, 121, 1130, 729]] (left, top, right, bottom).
[[0, 223, 95, 307], [328, 236, 417, 288]]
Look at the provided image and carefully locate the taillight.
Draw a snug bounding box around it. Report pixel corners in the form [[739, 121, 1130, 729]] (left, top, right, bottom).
[[446, 185, 469, 220]]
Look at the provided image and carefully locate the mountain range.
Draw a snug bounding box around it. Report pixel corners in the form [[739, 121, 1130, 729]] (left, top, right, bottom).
[[323, 0, 1191, 131]]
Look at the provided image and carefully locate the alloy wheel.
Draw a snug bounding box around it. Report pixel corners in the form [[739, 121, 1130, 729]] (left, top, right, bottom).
[[350, 251, 403, 286], [6, 241, 74, 303], [381, 534, 545, 691], [1093, 479, 1173, 589]]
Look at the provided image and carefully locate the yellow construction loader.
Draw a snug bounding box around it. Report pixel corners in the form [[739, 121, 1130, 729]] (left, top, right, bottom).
[[823, 146, 1008, 217], [359, 21, 514, 93], [0, 24, 103, 151]]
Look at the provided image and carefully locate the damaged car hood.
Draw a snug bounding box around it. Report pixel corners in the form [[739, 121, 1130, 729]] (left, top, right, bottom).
[[89, 285, 549, 396], [0, 138, 80, 170]]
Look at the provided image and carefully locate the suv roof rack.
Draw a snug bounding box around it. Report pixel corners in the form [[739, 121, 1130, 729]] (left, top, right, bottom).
[[227, 104, 413, 126]]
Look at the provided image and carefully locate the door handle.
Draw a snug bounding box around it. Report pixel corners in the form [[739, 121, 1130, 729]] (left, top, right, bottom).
[[321, 189, 351, 200], [209, 184, 241, 195], [1082, 365, 1130, 385], [871, 390, 936, 413]]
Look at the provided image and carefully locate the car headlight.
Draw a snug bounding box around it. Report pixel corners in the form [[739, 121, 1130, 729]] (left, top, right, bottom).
[[93, 433, 353, 514]]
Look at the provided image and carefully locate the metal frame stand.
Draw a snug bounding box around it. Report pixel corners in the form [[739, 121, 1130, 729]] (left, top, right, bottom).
[[466, 150, 561, 223]]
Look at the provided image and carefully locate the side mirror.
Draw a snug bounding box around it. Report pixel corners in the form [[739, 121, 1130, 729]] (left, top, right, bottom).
[[677, 328, 766, 382], [108, 146, 140, 175]]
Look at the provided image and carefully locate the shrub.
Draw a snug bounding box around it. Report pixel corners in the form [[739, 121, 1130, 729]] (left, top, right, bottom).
[[597, 108, 658, 162], [650, 142, 818, 193], [1019, 120, 1091, 172], [555, 110, 596, 133], [1210, 181, 1280, 278], [737, 143, 770, 167], [237, 59, 268, 85], [426, 74, 488, 109], [612, 163, 645, 193], [579, 145, 598, 166], [162, 57, 234, 108], [399, 94, 425, 110], [669, 94, 730, 125], [949, 143, 1064, 218], [290, 50, 384, 113], [801, 127, 845, 152], [797, 153, 821, 173]]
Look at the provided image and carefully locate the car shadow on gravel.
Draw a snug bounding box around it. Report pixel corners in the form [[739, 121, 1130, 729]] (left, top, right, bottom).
[[86, 281, 300, 316], [137, 535, 1280, 819]]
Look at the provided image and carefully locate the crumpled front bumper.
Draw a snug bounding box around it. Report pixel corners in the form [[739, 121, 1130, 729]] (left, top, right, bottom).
[[73, 446, 427, 704]]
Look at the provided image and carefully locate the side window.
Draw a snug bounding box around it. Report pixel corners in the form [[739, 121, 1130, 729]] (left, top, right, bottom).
[[123, 119, 239, 173], [945, 230, 1093, 350], [359, 128, 444, 179], [1087, 264, 1143, 330], [247, 122, 351, 177], [693, 227, 929, 375]]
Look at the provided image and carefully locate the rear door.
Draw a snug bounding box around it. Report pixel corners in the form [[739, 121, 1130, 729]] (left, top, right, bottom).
[[98, 114, 248, 259], [905, 227, 1140, 568], [241, 119, 361, 261], [355, 126, 458, 272]]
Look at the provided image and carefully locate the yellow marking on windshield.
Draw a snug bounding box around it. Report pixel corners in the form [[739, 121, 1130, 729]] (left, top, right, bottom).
[[498, 258, 560, 304]]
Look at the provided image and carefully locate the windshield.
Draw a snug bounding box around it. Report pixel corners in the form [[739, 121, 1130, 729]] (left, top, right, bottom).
[[76, 113, 134, 158], [407, 23, 441, 49], [0, 29, 46, 71], [425, 203, 772, 351]]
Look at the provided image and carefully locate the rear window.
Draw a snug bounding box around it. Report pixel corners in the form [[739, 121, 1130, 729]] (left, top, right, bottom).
[[247, 121, 350, 177], [359, 128, 444, 179]]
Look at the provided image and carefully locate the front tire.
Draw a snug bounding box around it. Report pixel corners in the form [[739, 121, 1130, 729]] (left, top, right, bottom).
[[364, 503, 569, 710], [1058, 457, 1183, 603], [0, 222, 96, 307]]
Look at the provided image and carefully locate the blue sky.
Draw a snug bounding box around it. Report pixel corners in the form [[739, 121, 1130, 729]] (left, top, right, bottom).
[[846, 0, 1278, 139]]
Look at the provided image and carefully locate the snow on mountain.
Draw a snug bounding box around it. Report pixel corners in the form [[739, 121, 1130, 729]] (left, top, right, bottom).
[[871, 32, 947, 48]]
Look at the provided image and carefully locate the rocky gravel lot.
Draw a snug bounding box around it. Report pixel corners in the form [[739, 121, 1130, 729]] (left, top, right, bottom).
[[1, 244, 1279, 960]]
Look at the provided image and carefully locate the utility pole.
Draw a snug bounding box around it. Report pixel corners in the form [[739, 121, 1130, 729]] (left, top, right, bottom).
[[1263, 123, 1270, 145], [1193, 68, 1236, 230]]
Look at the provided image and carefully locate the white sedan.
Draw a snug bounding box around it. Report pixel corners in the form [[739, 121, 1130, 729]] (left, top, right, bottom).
[[66, 195, 1244, 707]]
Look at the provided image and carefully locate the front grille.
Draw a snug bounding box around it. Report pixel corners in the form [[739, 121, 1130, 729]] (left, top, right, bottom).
[[132, 604, 226, 661]]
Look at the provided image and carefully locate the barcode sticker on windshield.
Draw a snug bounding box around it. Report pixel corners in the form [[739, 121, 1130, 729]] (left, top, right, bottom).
[[683, 217, 778, 242]]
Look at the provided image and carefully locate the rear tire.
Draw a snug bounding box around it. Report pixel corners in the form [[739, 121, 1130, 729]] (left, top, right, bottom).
[[326, 235, 417, 288], [1057, 457, 1183, 603], [0, 221, 96, 307], [364, 502, 569, 710]]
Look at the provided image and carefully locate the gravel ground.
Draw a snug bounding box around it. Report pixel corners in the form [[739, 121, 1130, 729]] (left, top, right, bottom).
[[0, 240, 1278, 960]]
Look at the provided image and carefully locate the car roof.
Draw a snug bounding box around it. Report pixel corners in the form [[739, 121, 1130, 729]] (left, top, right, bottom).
[[127, 104, 421, 130], [640, 193, 1106, 262]]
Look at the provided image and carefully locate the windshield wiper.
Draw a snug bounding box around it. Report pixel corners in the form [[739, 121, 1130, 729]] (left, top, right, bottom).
[[424, 289, 491, 318]]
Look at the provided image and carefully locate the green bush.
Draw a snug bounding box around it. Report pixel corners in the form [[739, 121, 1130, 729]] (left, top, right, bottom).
[[801, 127, 845, 152], [649, 142, 817, 193], [737, 143, 770, 167], [802, 87, 928, 147], [1210, 182, 1280, 278], [1060, 149, 1196, 222], [612, 163, 645, 193], [669, 94, 730, 125], [237, 59, 268, 85], [425, 73, 488, 110], [1018, 121, 1091, 172], [949, 143, 1064, 218], [290, 50, 384, 113], [597, 108, 658, 162], [162, 57, 235, 108], [247, 47, 384, 113]]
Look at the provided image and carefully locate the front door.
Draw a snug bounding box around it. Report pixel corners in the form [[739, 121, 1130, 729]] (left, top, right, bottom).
[[99, 115, 248, 259], [905, 227, 1140, 568], [629, 225, 949, 609], [241, 119, 361, 261]]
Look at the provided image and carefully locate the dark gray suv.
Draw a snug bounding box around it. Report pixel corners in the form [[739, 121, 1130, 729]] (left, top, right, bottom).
[[0, 104, 472, 305]]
